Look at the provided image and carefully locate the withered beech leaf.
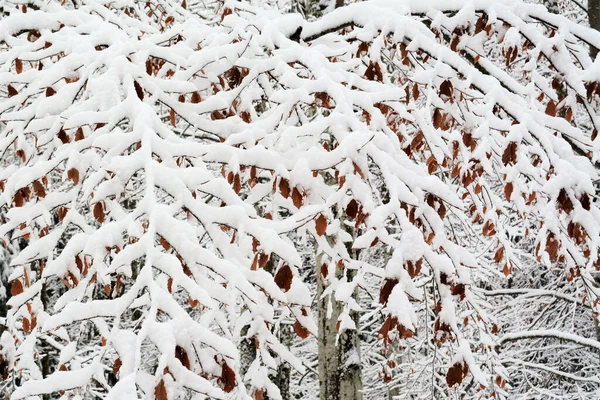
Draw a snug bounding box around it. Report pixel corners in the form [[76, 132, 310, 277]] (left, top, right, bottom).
[[557, 188, 573, 214], [446, 362, 468, 387], [545, 100, 557, 117], [11, 279, 24, 296], [379, 279, 398, 305], [292, 187, 302, 208], [191, 91, 201, 103], [8, 85, 18, 97], [221, 361, 236, 393], [154, 379, 168, 400], [32, 180, 46, 198], [175, 345, 190, 369], [93, 202, 105, 223], [502, 142, 518, 166], [113, 358, 122, 374], [67, 168, 80, 185], [134, 81, 144, 100], [504, 182, 513, 202], [274, 264, 293, 292], [346, 199, 358, 219], [279, 178, 290, 198], [315, 214, 328, 236], [170, 109, 176, 126], [294, 320, 310, 339]]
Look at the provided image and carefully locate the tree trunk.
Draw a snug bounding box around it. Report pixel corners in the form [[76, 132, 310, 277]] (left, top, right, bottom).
[[274, 323, 292, 400], [317, 251, 363, 400], [590, 0, 600, 58]]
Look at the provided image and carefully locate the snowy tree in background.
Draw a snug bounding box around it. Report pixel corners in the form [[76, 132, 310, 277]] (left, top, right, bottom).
[[0, 0, 600, 399]]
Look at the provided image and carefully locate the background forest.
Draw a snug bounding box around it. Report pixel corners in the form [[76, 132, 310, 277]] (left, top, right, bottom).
[[1, 0, 600, 399]]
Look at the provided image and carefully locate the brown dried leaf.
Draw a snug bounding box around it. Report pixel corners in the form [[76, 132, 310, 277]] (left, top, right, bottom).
[[93, 202, 105, 223], [346, 199, 358, 219], [315, 214, 327, 236], [155, 379, 168, 400], [221, 361, 236, 393], [279, 178, 290, 198], [379, 279, 398, 305], [15, 58, 23, 74], [113, 358, 122, 375], [74, 127, 85, 141], [557, 188, 573, 214], [446, 362, 466, 387], [175, 345, 191, 369], [504, 182, 513, 202], [545, 101, 557, 117], [294, 320, 310, 339], [502, 142, 517, 166], [274, 264, 293, 292], [191, 91, 201, 103], [67, 168, 79, 185], [292, 187, 303, 208], [134, 81, 144, 101], [170, 109, 176, 126], [33, 180, 46, 198], [8, 85, 18, 97], [11, 279, 24, 296]]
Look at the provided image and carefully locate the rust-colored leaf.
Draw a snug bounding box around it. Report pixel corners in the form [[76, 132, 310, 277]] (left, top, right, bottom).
[[13, 190, 24, 207], [134, 81, 144, 101], [57, 129, 70, 144], [46, 87, 56, 97], [93, 202, 105, 223], [22, 317, 31, 333], [8, 85, 18, 97], [315, 214, 327, 236], [292, 187, 302, 208], [545, 233, 559, 263], [170, 109, 176, 126], [346, 199, 358, 219], [274, 264, 293, 292], [379, 279, 398, 305], [15, 58, 23, 74], [175, 345, 191, 369], [320, 263, 328, 278], [11, 279, 24, 296], [155, 379, 168, 400], [221, 361, 236, 393], [356, 41, 369, 57], [279, 178, 290, 198], [494, 247, 504, 263], [67, 168, 80, 185], [446, 362, 468, 387], [233, 174, 241, 194], [504, 182, 513, 202], [557, 188, 573, 214], [191, 91, 201, 103], [74, 127, 85, 141], [545, 101, 557, 117], [160, 236, 171, 251], [502, 142, 517, 166], [439, 80, 453, 103], [113, 358, 122, 374], [294, 320, 310, 339], [32, 180, 46, 198]]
